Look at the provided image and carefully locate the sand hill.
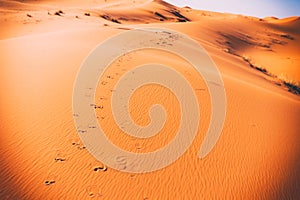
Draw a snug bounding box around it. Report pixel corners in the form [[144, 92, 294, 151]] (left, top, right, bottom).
[[0, 0, 299, 199]]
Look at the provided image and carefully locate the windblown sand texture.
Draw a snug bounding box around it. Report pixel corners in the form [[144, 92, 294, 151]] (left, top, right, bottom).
[[0, 0, 299, 199]]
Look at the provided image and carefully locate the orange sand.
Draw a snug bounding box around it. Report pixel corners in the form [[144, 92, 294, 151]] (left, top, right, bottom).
[[0, 0, 299, 199]]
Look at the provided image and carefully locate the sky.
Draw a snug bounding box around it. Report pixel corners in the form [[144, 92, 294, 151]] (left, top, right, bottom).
[[164, 0, 300, 18]]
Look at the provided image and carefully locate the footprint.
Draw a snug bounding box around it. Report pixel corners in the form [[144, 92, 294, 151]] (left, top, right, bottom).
[[93, 105, 104, 109], [89, 160, 108, 172], [93, 165, 107, 172], [44, 173, 57, 186], [130, 174, 135, 178], [70, 139, 86, 150], [54, 150, 67, 162], [88, 124, 97, 129], [78, 129, 87, 133], [86, 185, 101, 198], [77, 145, 86, 150], [70, 138, 81, 145], [135, 143, 143, 150], [101, 81, 108, 85], [72, 141, 80, 146], [44, 180, 55, 186], [54, 157, 66, 162]]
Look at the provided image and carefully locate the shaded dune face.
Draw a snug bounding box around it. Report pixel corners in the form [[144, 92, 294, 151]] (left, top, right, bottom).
[[0, 0, 299, 199]]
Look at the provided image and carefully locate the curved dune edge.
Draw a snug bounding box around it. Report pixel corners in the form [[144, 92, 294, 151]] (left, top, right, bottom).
[[263, 16, 300, 23]]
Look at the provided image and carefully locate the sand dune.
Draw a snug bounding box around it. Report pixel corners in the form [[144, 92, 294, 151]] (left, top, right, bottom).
[[0, 0, 299, 199]]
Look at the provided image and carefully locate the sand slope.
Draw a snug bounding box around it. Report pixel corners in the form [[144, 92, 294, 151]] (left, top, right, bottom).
[[0, 0, 299, 199]]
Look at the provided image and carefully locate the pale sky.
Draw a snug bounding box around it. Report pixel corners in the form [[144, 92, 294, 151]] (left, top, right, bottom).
[[164, 0, 300, 18]]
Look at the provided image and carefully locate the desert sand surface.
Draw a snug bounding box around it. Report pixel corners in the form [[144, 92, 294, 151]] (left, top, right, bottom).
[[0, 0, 299, 199]]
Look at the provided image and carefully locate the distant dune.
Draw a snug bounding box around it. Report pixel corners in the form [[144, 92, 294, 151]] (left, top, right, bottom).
[[0, 0, 299, 199]]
